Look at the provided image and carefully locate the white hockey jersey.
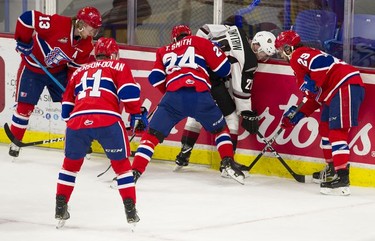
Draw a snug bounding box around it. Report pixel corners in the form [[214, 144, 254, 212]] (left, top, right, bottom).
[[196, 24, 258, 113]]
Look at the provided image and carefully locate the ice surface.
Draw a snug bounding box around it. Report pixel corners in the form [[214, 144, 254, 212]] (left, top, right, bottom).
[[0, 143, 375, 241]]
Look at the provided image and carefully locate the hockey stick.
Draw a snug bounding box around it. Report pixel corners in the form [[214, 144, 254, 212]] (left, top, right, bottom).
[[244, 101, 309, 182], [96, 107, 157, 178], [4, 123, 65, 147], [29, 53, 66, 92], [254, 130, 307, 183], [244, 127, 283, 172]]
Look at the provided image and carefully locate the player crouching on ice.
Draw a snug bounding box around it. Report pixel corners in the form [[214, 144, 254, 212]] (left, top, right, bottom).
[[55, 37, 148, 228], [275, 30, 365, 196], [131, 25, 246, 185]]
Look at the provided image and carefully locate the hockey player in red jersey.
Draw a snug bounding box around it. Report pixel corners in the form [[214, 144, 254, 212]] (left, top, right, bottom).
[[54, 37, 148, 228], [174, 24, 277, 174], [131, 24, 246, 184], [8, 7, 102, 157], [275, 30, 365, 196]]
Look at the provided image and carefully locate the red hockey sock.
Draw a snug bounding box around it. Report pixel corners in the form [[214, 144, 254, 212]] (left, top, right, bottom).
[[215, 127, 234, 159], [10, 102, 35, 140], [329, 128, 350, 170], [56, 157, 84, 202], [132, 132, 160, 173]]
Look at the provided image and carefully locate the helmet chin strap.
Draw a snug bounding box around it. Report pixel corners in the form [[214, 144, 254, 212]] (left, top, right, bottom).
[[75, 20, 85, 38], [282, 45, 294, 60]]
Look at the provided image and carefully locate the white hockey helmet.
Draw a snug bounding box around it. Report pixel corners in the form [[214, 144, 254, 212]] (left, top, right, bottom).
[[251, 31, 277, 59]]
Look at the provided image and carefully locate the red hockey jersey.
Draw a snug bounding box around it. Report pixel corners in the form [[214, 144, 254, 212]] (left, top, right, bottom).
[[149, 35, 231, 93], [289, 47, 364, 113], [62, 59, 142, 129], [15, 10, 93, 76]]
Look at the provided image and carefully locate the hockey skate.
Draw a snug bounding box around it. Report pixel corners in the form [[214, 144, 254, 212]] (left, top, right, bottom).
[[220, 161, 249, 179], [124, 198, 140, 231], [9, 143, 20, 158], [320, 168, 350, 196], [55, 195, 70, 229], [312, 162, 335, 184], [220, 157, 245, 185], [174, 144, 192, 171]]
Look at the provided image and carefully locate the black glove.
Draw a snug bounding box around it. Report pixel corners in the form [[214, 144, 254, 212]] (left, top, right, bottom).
[[241, 110, 259, 134]]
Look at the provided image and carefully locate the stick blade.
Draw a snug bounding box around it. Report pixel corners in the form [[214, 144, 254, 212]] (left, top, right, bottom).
[[293, 174, 313, 183], [4, 123, 24, 147]]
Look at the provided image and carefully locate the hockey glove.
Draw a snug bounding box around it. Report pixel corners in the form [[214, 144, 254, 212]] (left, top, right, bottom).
[[299, 75, 318, 94], [241, 110, 259, 134], [281, 105, 305, 129], [16, 40, 33, 56], [130, 107, 149, 134]]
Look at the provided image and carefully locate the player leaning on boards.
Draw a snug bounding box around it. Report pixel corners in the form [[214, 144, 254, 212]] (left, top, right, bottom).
[[174, 23, 277, 175], [9, 7, 102, 157], [131, 25, 246, 185], [275, 30, 365, 196], [54, 37, 148, 229]]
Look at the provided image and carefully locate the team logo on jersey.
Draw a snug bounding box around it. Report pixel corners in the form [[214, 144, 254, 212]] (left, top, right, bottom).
[[185, 79, 195, 85], [84, 119, 94, 126], [45, 47, 70, 67], [58, 37, 68, 44]]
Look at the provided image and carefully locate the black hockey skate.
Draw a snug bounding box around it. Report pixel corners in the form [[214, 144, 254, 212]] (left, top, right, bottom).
[[220, 161, 249, 179], [55, 195, 70, 229], [9, 143, 20, 157], [220, 157, 245, 185], [174, 144, 193, 171], [320, 168, 350, 196], [124, 198, 140, 224], [312, 162, 336, 184]]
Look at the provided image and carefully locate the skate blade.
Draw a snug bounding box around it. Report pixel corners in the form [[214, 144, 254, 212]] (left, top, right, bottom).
[[173, 165, 184, 172], [110, 180, 118, 189], [129, 222, 137, 232], [320, 186, 351, 196], [56, 219, 66, 229], [221, 170, 249, 179], [223, 168, 245, 185]]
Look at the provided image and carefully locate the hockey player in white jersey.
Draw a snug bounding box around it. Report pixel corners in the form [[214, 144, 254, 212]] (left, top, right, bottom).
[[175, 24, 276, 174]]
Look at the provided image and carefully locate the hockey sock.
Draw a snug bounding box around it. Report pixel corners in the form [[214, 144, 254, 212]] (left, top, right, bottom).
[[111, 159, 136, 201], [214, 127, 234, 159], [56, 157, 84, 202], [329, 128, 350, 170], [230, 133, 238, 151], [181, 129, 200, 147], [10, 102, 35, 141], [319, 121, 333, 160], [132, 132, 160, 173]]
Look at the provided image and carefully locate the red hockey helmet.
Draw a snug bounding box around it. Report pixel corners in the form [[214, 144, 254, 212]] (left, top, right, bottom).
[[171, 25, 192, 42], [95, 37, 119, 59], [275, 30, 301, 59], [275, 30, 301, 49], [77, 6, 102, 29]]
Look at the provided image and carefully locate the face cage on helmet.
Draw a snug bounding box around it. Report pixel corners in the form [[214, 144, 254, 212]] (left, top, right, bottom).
[[281, 44, 294, 60]]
